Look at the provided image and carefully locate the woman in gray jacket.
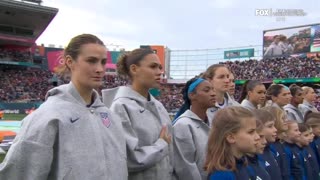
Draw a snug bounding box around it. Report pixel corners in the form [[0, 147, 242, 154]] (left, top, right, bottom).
[[202, 64, 240, 123], [172, 77, 216, 180], [0, 34, 127, 180], [102, 48, 173, 180], [299, 86, 318, 116], [239, 80, 266, 111], [284, 84, 304, 122], [266, 84, 291, 110]]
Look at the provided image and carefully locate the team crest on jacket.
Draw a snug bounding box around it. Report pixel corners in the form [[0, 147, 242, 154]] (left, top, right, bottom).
[[100, 112, 111, 128]]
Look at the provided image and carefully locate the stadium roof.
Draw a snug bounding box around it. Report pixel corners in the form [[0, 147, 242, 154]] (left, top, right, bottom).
[[0, 0, 58, 46]]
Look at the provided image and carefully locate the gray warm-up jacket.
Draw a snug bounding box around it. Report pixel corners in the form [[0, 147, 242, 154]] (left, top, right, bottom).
[[241, 99, 257, 111], [299, 100, 319, 117], [0, 82, 128, 180], [206, 93, 240, 126], [102, 86, 174, 180], [172, 110, 210, 180], [284, 104, 304, 123]]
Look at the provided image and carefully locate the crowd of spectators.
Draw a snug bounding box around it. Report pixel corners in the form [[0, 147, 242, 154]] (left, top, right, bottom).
[[223, 57, 320, 80], [157, 84, 184, 113], [0, 49, 32, 62], [1, 55, 320, 113], [101, 74, 127, 89], [316, 96, 320, 110], [0, 67, 53, 102]]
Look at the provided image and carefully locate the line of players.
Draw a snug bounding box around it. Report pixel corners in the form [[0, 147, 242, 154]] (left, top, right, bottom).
[[174, 64, 320, 180], [0, 34, 319, 180]]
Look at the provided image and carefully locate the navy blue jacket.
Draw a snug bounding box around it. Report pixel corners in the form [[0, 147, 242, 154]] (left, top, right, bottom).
[[269, 141, 290, 180], [311, 136, 320, 167], [283, 142, 304, 180], [208, 171, 235, 180], [303, 146, 320, 180], [246, 155, 271, 180], [208, 157, 250, 180], [259, 145, 282, 179]]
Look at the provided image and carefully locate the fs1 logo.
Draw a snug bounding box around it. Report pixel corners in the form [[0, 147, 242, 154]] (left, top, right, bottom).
[[255, 9, 272, 16]]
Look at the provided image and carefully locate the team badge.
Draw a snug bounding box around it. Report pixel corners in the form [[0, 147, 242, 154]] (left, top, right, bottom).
[[100, 112, 111, 128]]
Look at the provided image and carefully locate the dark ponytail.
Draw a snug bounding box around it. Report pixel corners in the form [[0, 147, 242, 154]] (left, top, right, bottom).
[[238, 80, 263, 103], [116, 48, 154, 79], [288, 84, 302, 97], [238, 80, 250, 103], [266, 84, 287, 100], [173, 77, 201, 122]]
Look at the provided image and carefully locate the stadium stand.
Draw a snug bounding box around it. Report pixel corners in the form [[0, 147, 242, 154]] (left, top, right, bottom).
[[0, 66, 53, 102], [222, 56, 320, 80], [1, 55, 320, 113], [0, 49, 32, 62], [102, 74, 127, 89]]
